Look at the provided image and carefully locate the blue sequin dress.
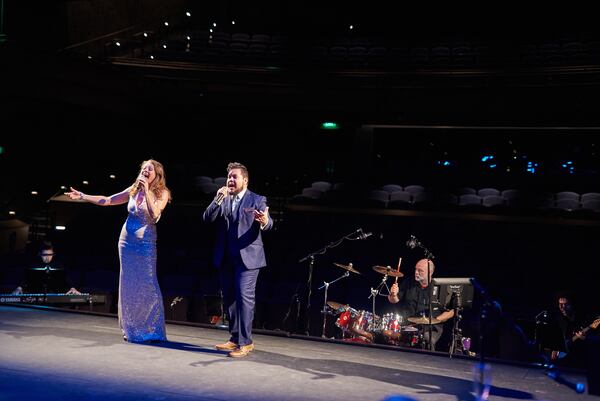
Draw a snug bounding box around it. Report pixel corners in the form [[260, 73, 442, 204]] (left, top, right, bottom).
[[118, 194, 167, 342]]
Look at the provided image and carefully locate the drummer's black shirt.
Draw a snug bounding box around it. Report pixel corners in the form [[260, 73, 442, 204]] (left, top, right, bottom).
[[396, 278, 444, 319]]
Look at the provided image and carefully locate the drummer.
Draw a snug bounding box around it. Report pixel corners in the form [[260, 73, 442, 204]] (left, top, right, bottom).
[[386, 258, 454, 350]]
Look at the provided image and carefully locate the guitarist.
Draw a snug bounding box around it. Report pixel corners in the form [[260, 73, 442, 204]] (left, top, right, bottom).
[[549, 294, 586, 364]]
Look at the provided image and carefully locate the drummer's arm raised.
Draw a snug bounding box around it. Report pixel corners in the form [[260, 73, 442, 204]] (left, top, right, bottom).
[[388, 283, 400, 304], [437, 309, 455, 322]]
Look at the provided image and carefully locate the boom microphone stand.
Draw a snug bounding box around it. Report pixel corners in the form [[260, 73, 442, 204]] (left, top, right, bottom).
[[293, 228, 368, 335]]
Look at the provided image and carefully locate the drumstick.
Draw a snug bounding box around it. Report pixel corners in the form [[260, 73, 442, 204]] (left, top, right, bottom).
[[395, 257, 402, 284]]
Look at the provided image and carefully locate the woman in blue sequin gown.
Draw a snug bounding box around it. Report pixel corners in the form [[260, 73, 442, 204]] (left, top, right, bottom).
[[65, 159, 171, 343]]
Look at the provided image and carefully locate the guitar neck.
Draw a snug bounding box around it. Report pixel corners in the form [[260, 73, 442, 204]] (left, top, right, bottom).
[[573, 326, 590, 341], [572, 321, 598, 342]]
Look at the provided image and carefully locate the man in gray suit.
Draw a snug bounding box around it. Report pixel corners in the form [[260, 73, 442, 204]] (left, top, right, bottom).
[[203, 162, 273, 357]]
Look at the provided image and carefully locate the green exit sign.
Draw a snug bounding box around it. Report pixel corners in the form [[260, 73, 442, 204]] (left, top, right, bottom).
[[320, 122, 340, 130]]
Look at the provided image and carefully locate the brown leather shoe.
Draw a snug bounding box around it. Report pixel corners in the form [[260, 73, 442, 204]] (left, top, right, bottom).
[[228, 343, 255, 358], [215, 341, 238, 351]]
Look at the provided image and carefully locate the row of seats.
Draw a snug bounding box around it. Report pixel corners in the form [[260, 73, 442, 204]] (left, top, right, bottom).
[[107, 26, 600, 70], [453, 188, 600, 202], [144, 37, 492, 68], [287, 181, 600, 214], [519, 41, 598, 65], [292, 190, 600, 213], [376, 186, 600, 202], [190, 175, 600, 215], [450, 194, 600, 212]]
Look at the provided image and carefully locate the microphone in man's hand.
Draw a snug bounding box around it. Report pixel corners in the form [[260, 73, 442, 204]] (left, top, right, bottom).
[[215, 191, 226, 205]]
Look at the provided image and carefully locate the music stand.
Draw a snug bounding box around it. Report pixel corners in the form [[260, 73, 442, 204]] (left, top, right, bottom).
[[27, 266, 66, 300], [432, 277, 474, 357]]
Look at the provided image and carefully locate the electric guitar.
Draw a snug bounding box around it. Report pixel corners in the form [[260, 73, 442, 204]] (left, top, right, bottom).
[[571, 316, 600, 343], [551, 316, 600, 360]]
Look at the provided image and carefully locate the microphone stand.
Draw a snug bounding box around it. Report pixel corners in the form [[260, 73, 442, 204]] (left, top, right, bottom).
[[426, 257, 434, 351], [304, 255, 314, 335], [533, 310, 548, 353], [282, 282, 301, 331], [318, 270, 350, 338], [295, 228, 364, 336], [216, 289, 227, 328], [42, 265, 51, 302]]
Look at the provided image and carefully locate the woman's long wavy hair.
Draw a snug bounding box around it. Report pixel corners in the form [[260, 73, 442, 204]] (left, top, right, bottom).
[[129, 159, 172, 202]]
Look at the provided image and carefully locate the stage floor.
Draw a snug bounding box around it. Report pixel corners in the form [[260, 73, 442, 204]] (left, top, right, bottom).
[[0, 305, 593, 401]]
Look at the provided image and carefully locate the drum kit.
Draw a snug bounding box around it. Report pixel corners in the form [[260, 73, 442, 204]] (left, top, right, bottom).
[[321, 260, 442, 348]]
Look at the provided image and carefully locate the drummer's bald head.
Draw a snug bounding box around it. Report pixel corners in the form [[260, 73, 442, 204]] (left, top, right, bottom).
[[416, 258, 434, 272]]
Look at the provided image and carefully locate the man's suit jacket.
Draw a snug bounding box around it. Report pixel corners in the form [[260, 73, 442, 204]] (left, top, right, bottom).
[[203, 189, 273, 270]]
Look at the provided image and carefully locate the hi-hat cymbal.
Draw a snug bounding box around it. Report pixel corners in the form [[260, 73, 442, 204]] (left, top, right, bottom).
[[407, 316, 442, 325], [327, 301, 349, 310], [372, 265, 404, 277], [333, 262, 361, 274]]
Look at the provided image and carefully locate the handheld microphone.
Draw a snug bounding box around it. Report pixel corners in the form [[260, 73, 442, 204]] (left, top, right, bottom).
[[137, 174, 147, 190], [215, 192, 226, 206]]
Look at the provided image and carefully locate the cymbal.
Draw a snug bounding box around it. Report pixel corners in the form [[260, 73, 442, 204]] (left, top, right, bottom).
[[327, 301, 349, 310], [407, 316, 442, 325], [372, 265, 404, 277], [29, 267, 63, 271], [333, 262, 361, 274]]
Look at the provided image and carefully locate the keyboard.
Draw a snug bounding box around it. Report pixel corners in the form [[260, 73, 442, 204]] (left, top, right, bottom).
[[0, 293, 106, 304]]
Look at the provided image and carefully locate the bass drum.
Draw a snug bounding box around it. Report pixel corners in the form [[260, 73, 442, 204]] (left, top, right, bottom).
[[335, 308, 357, 332]]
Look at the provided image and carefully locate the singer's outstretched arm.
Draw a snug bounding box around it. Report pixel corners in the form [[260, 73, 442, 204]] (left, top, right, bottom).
[[65, 187, 131, 206]]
